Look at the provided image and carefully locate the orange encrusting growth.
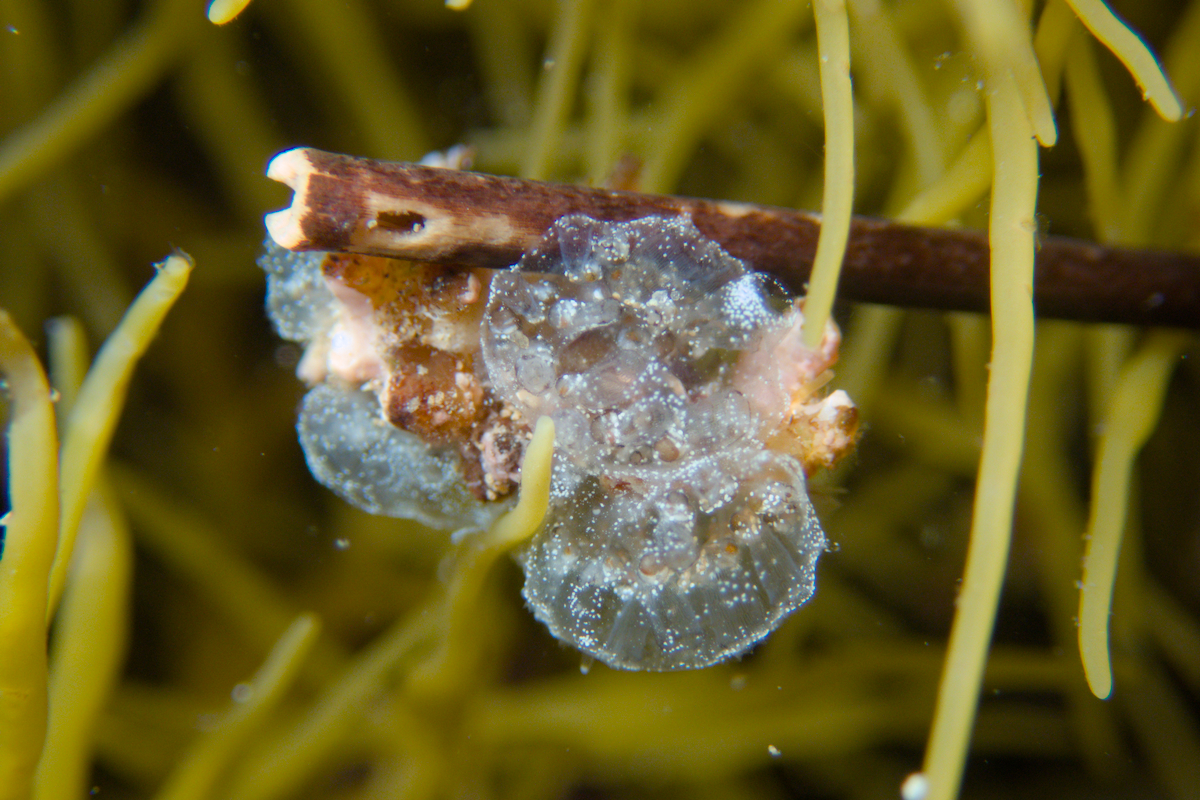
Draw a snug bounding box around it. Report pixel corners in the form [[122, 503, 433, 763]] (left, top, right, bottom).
[[320, 253, 531, 502]]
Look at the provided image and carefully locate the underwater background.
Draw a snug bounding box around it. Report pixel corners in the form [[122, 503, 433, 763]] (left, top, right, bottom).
[[1, 0, 1199, 798]]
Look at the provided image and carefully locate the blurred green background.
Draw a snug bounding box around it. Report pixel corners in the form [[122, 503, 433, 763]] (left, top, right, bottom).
[[1, 0, 1199, 798]]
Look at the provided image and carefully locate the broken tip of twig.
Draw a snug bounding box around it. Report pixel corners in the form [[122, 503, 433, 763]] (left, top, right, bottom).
[[266, 147, 308, 190], [264, 148, 315, 250]]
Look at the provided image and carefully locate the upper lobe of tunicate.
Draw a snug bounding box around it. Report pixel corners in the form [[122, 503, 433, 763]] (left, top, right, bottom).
[[260, 240, 337, 343]]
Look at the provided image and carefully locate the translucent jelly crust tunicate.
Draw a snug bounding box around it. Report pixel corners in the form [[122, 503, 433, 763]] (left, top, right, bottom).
[[259, 240, 503, 531], [482, 215, 827, 671], [297, 383, 502, 530], [261, 216, 828, 671], [260, 240, 335, 343]]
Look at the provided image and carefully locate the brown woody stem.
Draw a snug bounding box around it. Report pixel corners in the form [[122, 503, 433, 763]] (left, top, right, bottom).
[[266, 147, 1200, 329]]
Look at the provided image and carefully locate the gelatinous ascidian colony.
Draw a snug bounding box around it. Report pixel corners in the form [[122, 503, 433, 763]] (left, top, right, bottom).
[[260, 214, 858, 671]]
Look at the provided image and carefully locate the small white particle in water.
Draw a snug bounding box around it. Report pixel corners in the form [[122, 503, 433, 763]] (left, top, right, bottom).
[[231, 682, 253, 703], [767, 745, 781, 758], [334, 537, 351, 550], [901, 772, 929, 800]]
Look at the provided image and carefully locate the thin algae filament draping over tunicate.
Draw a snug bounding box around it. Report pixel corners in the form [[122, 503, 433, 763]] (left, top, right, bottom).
[[261, 213, 852, 670]]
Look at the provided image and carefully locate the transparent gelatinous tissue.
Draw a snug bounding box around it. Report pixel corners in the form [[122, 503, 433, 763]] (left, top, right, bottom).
[[260, 239, 336, 343], [483, 215, 827, 670], [297, 383, 499, 530]]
